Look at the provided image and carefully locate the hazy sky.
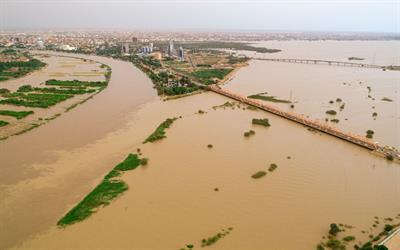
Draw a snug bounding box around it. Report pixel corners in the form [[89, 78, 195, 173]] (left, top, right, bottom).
[[0, 0, 399, 33]]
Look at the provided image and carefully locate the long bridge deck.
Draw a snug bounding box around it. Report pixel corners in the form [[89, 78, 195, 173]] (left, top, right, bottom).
[[208, 84, 399, 161], [254, 58, 384, 69]]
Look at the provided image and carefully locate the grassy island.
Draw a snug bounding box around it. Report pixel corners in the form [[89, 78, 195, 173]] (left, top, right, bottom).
[[326, 110, 337, 115], [252, 171, 267, 179], [57, 153, 147, 227], [252, 118, 270, 127], [366, 129, 374, 139], [268, 163, 278, 172], [348, 57, 364, 61], [381, 97, 393, 102], [143, 117, 177, 143], [244, 130, 255, 137], [201, 227, 234, 247], [248, 93, 290, 103], [0, 120, 9, 127]]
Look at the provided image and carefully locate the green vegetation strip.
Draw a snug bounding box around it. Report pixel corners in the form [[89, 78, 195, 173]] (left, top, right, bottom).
[[57, 154, 148, 227], [0, 110, 34, 119], [201, 227, 234, 247], [248, 93, 290, 103], [268, 163, 278, 172], [381, 97, 393, 102], [251, 171, 267, 179], [179, 227, 234, 250], [0, 120, 9, 127], [243, 130, 255, 137], [143, 117, 177, 143], [252, 118, 270, 127], [45, 79, 107, 88], [0, 92, 73, 108], [17, 84, 96, 95]]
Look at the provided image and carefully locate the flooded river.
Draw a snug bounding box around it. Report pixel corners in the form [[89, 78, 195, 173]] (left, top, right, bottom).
[[1, 42, 400, 250]]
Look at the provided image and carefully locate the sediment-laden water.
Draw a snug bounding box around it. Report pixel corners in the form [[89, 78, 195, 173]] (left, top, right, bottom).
[[1, 42, 399, 250]]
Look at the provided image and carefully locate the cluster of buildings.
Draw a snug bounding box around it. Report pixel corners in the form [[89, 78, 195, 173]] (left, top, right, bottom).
[[166, 40, 184, 61], [0, 31, 194, 63], [139, 43, 153, 54]]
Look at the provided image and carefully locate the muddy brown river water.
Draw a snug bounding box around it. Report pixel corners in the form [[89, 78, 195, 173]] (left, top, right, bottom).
[[1, 42, 400, 250]]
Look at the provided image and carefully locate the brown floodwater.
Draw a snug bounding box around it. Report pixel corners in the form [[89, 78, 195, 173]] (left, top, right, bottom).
[[1, 42, 400, 250], [0, 51, 156, 249]]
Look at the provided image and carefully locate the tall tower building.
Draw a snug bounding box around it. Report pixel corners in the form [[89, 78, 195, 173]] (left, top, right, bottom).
[[178, 47, 184, 61], [121, 43, 130, 55], [167, 39, 174, 57]]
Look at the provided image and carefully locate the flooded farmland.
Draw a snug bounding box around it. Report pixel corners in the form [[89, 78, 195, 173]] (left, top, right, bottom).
[[1, 41, 400, 250]]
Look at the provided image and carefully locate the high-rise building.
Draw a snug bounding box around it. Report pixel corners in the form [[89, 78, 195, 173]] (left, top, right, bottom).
[[121, 43, 130, 55], [167, 39, 174, 57], [178, 46, 184, 61]]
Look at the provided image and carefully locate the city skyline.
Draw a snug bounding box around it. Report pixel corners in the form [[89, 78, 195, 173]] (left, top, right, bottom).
[[0, 0, 399, 33]]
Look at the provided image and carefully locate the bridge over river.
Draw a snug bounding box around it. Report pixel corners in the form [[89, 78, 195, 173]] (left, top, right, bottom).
[[207, 84, 399, 162], [254, 57, 384, 69]]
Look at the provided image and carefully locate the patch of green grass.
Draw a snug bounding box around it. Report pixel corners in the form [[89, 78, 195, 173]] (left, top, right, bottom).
[[201, 227, 233, 247], [114, 154, 142, 171], [212, 101, 237, 110], [0, 92, 73, 108], [243, 130, 255, 137], [191, 68, 232, 84], [381, 97, 393, 102], [330, 119, 340, 123], [45, 79, 107, 88], [252, 118, 270, 127], [248, 93, 290, 103], [57, 153, 147, 227], [0, 110, 34, 119], [0, 88, 10, 94], [143, 117, 177, 143], [0, 120, 9, 127], [35, 87, 96, 95], [252, 171, 267, 179], [366, 130, 374, 139], [268, 163, 278, 172], [326, 110, 337, 115], [17, 85, 34, 92], [57, 179, 128, 227], [384, 224, 394, 232], [342, 236, 355, 242]]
